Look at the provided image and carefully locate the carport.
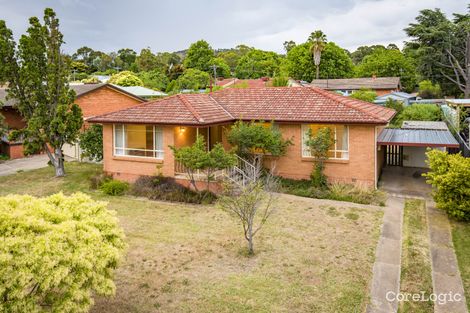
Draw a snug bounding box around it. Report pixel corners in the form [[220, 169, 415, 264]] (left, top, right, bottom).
[[377, 121, 459, 168]]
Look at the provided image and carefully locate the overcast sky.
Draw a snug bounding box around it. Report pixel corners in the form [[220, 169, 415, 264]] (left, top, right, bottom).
[[0, 0, 466, 54]]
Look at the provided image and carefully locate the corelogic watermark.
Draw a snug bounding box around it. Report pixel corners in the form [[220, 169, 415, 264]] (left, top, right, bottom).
[[386, 291, 463, 305]]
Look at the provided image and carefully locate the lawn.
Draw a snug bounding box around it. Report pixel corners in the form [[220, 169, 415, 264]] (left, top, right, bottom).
[[398, 199, 433, 313], [0, 162, 385, 313], [452, 221, 470, 311]]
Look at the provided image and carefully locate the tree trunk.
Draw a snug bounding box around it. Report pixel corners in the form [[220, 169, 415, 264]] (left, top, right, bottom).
[[247, 223, 254, 255], [316, 65, 320, 80], [54, 148, 65, 177]]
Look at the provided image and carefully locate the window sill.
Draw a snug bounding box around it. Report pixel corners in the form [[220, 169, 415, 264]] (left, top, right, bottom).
[[112, 155, 164, 163], [301, 157, 349, 164]]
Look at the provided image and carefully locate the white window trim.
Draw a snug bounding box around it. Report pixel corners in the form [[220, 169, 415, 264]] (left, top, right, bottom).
[[301, 124, 349, 160], [113, 124, 164, 159]]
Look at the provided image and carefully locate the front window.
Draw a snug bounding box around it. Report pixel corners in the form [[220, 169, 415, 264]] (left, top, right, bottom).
[[301, 124, 349, 160], [114, 124, 164, 159]]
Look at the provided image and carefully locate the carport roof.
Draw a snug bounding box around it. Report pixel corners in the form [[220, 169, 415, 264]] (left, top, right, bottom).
[[377, 128, 459, 148]]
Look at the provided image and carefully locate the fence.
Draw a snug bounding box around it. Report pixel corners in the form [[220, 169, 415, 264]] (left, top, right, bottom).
[[441, 105, 470, 157]]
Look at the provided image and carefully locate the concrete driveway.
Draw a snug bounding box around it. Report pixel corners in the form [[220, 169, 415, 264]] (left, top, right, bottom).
[[0, 154, 50, 176], [378, 166, 432, 198]]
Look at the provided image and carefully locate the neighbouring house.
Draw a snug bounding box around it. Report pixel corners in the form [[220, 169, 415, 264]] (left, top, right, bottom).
[[377, 121, 459, 168], [306, 77, 401, 96], [0, 83, 146, 159], [216, 78, 270, 88], [374, 91, 419, 106], [88, 87, 396, 188]]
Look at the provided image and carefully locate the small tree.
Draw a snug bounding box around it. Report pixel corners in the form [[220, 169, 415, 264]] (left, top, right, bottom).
[[0, 9, 83, 177], [418, 80, 442, 99], [218, 165, 278, 255], [305, 127, 334, 188], [425, 150, 470, 221], [170, 135, 235, 191], [0, 193, 126, 313], [79, 124, 103, 161], [226, 120, 292, 167], [309, 30, 327, 80], [108, 70, 143, 86]]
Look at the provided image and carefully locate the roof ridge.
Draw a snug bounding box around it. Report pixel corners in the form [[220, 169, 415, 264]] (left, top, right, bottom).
[[308, 86, 391, 123], [207, 94, 234, 119], [177, 94, 204, 123]]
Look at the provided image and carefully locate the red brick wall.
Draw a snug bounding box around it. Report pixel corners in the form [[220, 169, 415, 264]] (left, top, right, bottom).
[[102, 124, 175, 182], [101, 122, 379, 188], [1, 107, 26, 129], [76, 86, 143, 124], [375, 89, 398, 96]]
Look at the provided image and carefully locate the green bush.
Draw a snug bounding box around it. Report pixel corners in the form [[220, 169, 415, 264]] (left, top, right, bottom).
[[425, 150, 470, 221], [89, 172, 113, 189], [79, 124, 103, 161], [0, 193, 126, 312], [131, 175, 217, 204], [108, 71, 143, 86], [418, 80, 441, 99], [393, 103, 442, 127], [100, 180, 129, 196], [349, 88, 378, 103]]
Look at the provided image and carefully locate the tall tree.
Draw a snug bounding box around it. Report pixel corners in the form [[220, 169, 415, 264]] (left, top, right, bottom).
[[0, 8, 83, 177], [136, 48, 160, 72], [117, 48, 137, 70], [183, 40, 214, 72], [283, 40, 296, 53], [405, 6, 470, 97], [308, 30, 327, 79], [234, 49, 281, 79]]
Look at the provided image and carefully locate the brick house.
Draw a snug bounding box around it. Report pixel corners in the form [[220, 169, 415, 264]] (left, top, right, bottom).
[[89, 87, 395, 188], [0, 83, 145, 159]]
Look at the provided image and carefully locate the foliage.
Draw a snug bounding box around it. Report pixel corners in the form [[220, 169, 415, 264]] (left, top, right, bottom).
[[100, 179, 129, 196], [81, 76, 100, 84], [135, 48, 160, 72], [349, 89, 378, 103], [117, 48, 137, 70], [79, 124, 103, 162], [283, 40, 296, 53], [355, 48, 417, 92], [89, 172, 112, 190], [405, 6, 470, 97], [350, 45, 387, 64], [305, 127, 333, 188], [385, 99, 405, 127], [218, 172, 278, 255], [0, 8, 83, 177], [271, 76, 288, 87], [170, 135, 235, 191], [425, 150, 470, 221], [171, 68, 210, 91], [184, 40, 214, 72], [278, 177, 386, 206], [393, 103, 442, 127], [226, 121, 292, 159], [138, 69, 169, 91], [210, 57, 231, 78], [0, 192, 126, 313], [131, 175, 217, 204], [418, 80, 442, 99], [108, 70, 143, 86], [235, 49, 281, 79], [286, 42, 354, 82]]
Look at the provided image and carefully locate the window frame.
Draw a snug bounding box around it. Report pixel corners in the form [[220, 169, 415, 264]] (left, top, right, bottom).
[[301, 124, 349, 160], [113, 124, 164, 159]]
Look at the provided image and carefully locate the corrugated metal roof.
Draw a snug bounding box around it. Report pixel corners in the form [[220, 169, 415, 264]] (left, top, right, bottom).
[[401, 121, 449, 130], [309, 77, 401, 90], [377, 128, 459, 148], [112, 85, 167, 97]]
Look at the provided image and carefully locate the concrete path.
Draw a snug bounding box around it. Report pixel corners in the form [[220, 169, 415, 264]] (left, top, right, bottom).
[[427, 201, 468, 313], [0, 154, 50, 176], [367, 196, 404, 313]]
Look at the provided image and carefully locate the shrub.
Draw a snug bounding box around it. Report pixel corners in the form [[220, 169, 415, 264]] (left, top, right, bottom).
[[100, 180, 129, 196], [79, 124, 103, 161], [349, 89, 378, 103], [108, 71, 143, 87], [0, 193, 126, 312], [425, 150, 470, 221], [418, 80, 441, 99], [271, 76, 288, 87], [393, 103, 442, 127], [81, 76, 100, 84], [328, 183, 386, 206], [131, 175, 217, 204]]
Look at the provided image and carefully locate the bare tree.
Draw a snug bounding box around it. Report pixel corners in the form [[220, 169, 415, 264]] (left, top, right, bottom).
[[217, 163, 278, 255]]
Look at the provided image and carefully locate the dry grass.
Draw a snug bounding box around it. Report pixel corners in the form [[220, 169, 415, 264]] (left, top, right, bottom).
[[0, 163, 384, 313], [398, 199, 433, 313], [452, 221, 470, 311]]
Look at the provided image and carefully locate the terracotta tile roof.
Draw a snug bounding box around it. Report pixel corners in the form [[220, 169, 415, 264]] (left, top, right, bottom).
[[89, 87, 396, 125], [309, 77, 401, 90]]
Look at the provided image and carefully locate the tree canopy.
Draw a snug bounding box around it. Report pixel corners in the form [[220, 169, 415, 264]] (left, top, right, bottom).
[[183, 40, 214, 72], [235, 49, 281, 79], [286, 42, 354, 82], [0, 8, 83, 177], [108, 70, 143, 86]]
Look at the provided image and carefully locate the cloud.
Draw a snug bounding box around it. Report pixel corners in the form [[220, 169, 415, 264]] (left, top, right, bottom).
[[0, 0, 467, 54]]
